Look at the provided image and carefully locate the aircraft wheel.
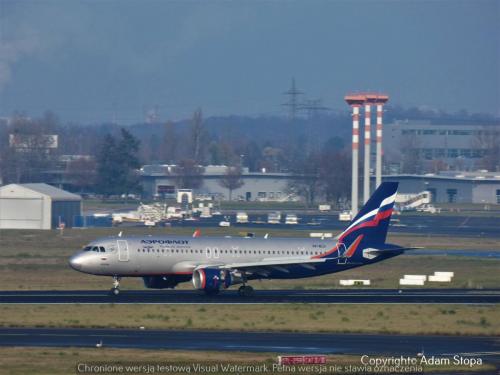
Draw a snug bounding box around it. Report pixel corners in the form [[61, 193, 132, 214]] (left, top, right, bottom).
[[110, 287, 120, 296], [238, 285, 254, 297]]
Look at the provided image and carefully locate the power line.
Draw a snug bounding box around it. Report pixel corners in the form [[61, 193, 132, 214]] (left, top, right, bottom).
[[281, 78, 304, 120]]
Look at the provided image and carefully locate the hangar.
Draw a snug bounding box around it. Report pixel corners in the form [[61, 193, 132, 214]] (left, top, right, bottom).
[[382, 171, 500, 204], [0, 183, 81, 230]]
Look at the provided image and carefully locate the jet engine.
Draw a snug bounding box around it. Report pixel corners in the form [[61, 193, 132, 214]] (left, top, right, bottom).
[[192, 268, 243, 293], [143, 275, 190, 289]]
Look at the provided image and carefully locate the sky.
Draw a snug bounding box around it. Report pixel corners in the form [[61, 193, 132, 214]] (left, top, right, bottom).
[[0, 0, 498, 124]]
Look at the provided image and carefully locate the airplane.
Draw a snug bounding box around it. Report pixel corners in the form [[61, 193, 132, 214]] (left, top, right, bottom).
[[69, 182, 415, 296]]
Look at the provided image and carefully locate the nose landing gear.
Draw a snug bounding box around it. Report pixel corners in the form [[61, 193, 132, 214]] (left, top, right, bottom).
[[110, 276, 121, 296]]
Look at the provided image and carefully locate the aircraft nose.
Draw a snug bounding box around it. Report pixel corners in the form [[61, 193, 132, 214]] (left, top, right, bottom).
[[69, 254, 84, 271]]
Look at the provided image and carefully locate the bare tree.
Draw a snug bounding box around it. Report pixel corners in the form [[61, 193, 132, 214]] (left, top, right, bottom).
[[219, 165, 244, 200], [1, 116, 57, 183], [162, 120, 177, 164], [400, 133, 421, 174], [191, 108, 204, 163], [288, 153, 322, 207], [65, 158, 97, 192], [261, 146, 285, 172], [173, 159, 205, 189], [430, 159, 448, 173], [473, 126, 500, 172], [318, 150, 350, 205]]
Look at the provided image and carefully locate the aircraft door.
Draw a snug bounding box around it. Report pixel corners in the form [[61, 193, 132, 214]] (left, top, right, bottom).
[[337, 243, 347, 264], [117, 240, 129, 262]]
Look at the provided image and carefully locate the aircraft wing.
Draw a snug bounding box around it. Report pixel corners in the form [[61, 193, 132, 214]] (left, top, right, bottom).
[[213, 257, 329, 276]]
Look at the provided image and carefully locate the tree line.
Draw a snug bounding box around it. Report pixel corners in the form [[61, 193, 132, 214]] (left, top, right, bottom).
[[1, 107, 498, 203]]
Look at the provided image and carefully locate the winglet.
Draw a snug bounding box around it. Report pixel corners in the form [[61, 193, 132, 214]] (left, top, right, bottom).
[[193, 229, 201, 238]]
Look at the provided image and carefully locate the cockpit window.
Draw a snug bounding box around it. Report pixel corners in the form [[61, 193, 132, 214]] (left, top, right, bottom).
[[92, 246, 99, 252], [99, 247, 105, 253], [83, 246, 92, 251]]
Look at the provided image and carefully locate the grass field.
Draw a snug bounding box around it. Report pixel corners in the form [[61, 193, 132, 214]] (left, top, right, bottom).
[[0, 227, 499, 290], [0, 228, 498, 374], [1, 304, 498, 336], [0, 347, 494, 375]]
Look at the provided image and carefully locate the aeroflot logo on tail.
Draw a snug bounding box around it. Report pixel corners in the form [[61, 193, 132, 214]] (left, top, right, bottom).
[[141, 239, 189, 245]]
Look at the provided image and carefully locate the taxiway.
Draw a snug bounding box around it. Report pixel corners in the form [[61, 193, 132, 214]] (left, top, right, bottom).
[[0, 327, 498, 361]]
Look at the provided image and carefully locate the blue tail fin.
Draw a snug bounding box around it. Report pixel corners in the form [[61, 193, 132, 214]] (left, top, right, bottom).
[[336, 182, 398, 258]]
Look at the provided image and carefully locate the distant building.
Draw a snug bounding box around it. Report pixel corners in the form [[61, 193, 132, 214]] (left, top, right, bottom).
[[384, 120, 500, 173], [0, 183, 81, 229], [140, 165, 297, 201], [141, 164, 500, 204], [382, 171, 500, 204], [9, 134, 59, 151]]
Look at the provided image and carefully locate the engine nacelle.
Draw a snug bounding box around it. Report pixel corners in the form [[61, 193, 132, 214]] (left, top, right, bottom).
[[192, 268, 222, 293], [143, 275, 190, 289], [221, 271, 244, 289], [192, 268, 243, 293]]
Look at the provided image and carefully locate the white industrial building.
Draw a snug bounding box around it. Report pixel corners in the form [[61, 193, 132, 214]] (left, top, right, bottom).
[[141, 165, 296, 201], [0, 183, 81, 230]]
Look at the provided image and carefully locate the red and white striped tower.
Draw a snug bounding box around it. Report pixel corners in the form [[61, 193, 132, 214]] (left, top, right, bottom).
[[345, 94, 365, 217], [363, 103, 371, 203], [374, 95, 389, 188]]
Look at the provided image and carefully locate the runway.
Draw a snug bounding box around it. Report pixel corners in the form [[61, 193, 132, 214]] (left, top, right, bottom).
[[0, 327, 498, 360], [1, 289, 499, 304]]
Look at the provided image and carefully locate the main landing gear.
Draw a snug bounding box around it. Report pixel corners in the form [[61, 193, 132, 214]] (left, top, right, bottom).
[[110, 276, 121, 296], [238, 285, 254, 297]]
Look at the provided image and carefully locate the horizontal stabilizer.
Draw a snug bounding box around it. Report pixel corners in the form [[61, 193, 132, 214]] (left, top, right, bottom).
[[365, 246, 424, 255]]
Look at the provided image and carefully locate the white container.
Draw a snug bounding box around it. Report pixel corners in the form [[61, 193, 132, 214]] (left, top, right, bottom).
[[399, 278, 425, 286], [403, 275, 427, 281], [319, 204, 331, 212], [309, 233, 333, 238], [428, 275, 452, 282], [199, 207, 212, 218], [339, 279, 371, 286], [236, 212, 249, 224], [338, 211, 352, 221], [434, 272, 454, 278], [267, 212, 281, 224]]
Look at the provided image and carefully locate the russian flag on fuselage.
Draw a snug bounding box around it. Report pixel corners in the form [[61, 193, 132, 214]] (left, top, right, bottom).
[[316, 182, 398, 259]]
